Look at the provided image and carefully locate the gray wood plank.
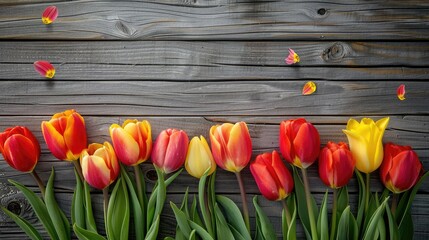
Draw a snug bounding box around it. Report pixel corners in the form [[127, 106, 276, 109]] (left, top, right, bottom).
[[0, 81, 428, 116], [1, 41, 429, 67], [0, 0, 428, 40], [0, 0, 66, 6]]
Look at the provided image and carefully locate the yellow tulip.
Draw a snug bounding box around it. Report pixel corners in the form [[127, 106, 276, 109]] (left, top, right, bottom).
[[342, 117, 389, 173], [185, 136, 216, 178]]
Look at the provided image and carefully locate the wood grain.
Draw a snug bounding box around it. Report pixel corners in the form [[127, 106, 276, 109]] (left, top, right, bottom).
[[0, 0, 429, 40]]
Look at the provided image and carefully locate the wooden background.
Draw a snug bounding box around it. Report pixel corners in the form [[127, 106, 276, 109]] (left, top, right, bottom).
[[0, 0, 428, 239]]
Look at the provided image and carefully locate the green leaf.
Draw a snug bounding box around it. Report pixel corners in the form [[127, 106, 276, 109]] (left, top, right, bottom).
[[362, 197, 389, 240], [72, 169, 85, 229], [180, 188, 190, 216], [208, 170, 217, 235], [189, 229, 197, 240], [228, 223, 248, 240], [385, 203, 399, 240], [354, 170, 366, 230], [146, 215, 160, 240], [121, 166, 144, 240], [0, 206, 43, 240], [164, 237, 175, 240], [286, 195, 297, 240], [153, 167, 166, 231], [189, 220, 214, 240], [73, 223, 106, 240], [9, 179, 59, 240], [107, 177, 130, 240], [170, 201, 192, 238], [398, 210, 413, 239], [198, 171, 213, 236], [253, 196, 276, 240], [336, 206, 358, 240], [292, 167, 318, 239], [190, 195, 203, 227], [317, 191, 329, 240], [336, 186, 349, 219], [216, 195, 251, 240], [214, 203, 235, 239], [83, 182, 97, 233]]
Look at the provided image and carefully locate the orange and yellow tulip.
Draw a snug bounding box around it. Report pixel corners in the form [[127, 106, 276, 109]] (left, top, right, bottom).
[[81, 142, 119, 190], [109, 120, 152, 166], [279, 118, 320, 169], [0, 126, 40, 172], [380, 143, 422, 193], [209, 122, 252, 173], [318, 142, 355, 189], [41, 109, 87, 161], [342, 117, 389, 173], [151, 129, 189, 174], [250, 150, 294, 201], [185, 136, 216, 178]]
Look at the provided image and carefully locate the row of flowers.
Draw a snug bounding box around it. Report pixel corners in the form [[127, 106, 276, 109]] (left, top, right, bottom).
[[0, 109, 427, 240]]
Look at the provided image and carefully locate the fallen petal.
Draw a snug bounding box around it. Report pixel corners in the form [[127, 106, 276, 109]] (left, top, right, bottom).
[[34, 61, 55, 78], [302, 81, 316, 95], [285, 48, 300, 65], [42, 6, 58, 24], [397, 84, 406, 100]]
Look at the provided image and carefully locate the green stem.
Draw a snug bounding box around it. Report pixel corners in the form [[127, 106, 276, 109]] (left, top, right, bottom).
[[301, 168, 318, 240], [391, 193, 398, 215], [73, 160, 84, 182], [235, 171, 250, 233], [281, 198, 292, 228], [103, 188, 109, 239], [31, 170, 46, 198], [133, 165, 145, 209], [330, 188, 338, 240], [365, 173, 370, 213]]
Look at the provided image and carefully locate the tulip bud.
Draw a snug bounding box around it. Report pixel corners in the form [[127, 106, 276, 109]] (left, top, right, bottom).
[[380, 143, 422, 194], [342, 117, 389, 173], [185, 136, 216, 179], [279, 118, 320, 169], [250, 150, 294, 201], [81, 142, 119, 190], [110, 120, 152, 166], [318, 142, 355, 189], [151, 129, 189, 174], [0, 126, 41, 172], [41, 109, 87, 161], [209, 122, 252, 173]]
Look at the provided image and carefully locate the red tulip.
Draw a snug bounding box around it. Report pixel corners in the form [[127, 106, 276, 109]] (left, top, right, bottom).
[[380, 143, 422, 193], [42, 6, 58, 24], [279, 118, 320, 169], [0, 126, 40, 173], [250, 150, 294, 201], [81, 142, 119, 190], [109, 120, 152, 166], [41, 109, 87, 161], [151, 129, 189, 174], [318, 142, 355, 189], [209, 122, 252, 173], [34, 61, 55, 78]]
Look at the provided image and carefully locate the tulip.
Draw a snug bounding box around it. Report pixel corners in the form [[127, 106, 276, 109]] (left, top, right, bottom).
[[318, 142, 355, 189], [209, 122, 252, 173], [151, 129, 189, 174], [279, 118, 320, 169], [380, 143, 422, 194], [80, 142, 119, 190], [109, 120, 152, 166], [0, 126, 40, 173], [250, 150, 294, 201], [41, 109, 87, 161], [342, 117, 389, 173], [185, 136, 216, 179]]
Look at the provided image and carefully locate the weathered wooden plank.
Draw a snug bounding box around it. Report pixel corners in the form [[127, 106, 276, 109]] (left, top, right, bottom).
[[0, 0, 66, 6], [0, 81, 428, 116], [0, 1, 429, 40], [0, 116, 427, 194], [1, 192, 429, 239], [1, 41, 429, 67]]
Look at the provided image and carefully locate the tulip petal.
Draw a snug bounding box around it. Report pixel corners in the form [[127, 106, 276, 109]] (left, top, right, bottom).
[[3, 135, 38, 172], [41, 121, 68, 160], [302, 81, 316, 95], [397, 84, 406, 101], [82, 155, 111, 190], [163, 131, 188, 173], [34, 61, 55, 78], [226, 122, 252, 172], [42, 6, 58, 24], [250, 162, 279, 201], [285, 48, 300, 65], [389, 151, 421, 192], [293, 123, 320, 168], [110, 127, 139, 166], [64, 113, 87, 158]]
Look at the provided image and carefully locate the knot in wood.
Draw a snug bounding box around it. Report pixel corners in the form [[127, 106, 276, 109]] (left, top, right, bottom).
[[146, 169, 158, 182], [322, 42, 346, 62], [317, 8, 327, 16], [7, 201, 21, 215]]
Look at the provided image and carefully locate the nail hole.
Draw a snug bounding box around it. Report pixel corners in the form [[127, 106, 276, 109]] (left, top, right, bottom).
[[317, 8, 326, 15], [146, 169, 158, 181], [7, 201, 21, 215]]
